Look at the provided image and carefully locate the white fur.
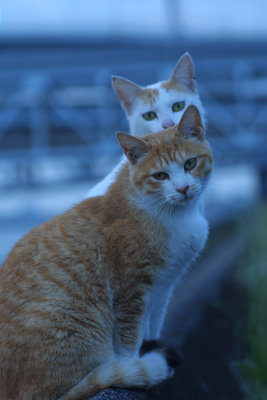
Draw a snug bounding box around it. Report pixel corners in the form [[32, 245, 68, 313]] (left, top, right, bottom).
[[134, 167, 209, 341], [128, 81, 204, 138], [144, 199, 208, 339], [140, 352, 171, 387], [86, 158, 127, 198], [109, 352, 170, 388]]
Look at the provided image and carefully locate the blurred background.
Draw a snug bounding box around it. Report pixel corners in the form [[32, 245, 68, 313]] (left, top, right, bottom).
[[0, 0, 267, 397]]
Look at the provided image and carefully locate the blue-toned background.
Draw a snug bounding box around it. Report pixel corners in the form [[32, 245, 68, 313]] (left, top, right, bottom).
[[1, 3, 267, 397], [0, 0, 266, 262]]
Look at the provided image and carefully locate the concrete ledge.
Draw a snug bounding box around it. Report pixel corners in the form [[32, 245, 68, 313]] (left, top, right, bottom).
[[90, 388, 147, 400]]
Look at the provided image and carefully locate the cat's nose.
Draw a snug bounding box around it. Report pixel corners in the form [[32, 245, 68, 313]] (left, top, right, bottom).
[[163, 120, 174, 129], [176, 185, 189, 195]]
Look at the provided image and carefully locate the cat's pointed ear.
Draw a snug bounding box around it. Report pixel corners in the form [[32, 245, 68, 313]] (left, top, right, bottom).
[[116, 132, 149, 164], [178, 105, 204, 140], [112, 76, 142, 114], [170, 53, 197, 93]]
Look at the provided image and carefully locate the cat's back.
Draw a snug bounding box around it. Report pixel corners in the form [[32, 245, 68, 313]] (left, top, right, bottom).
[[0, 196, 107, 303], [0, 196, 113, 334], [0, 189, 164, 323], [0, 196, 119, 399]]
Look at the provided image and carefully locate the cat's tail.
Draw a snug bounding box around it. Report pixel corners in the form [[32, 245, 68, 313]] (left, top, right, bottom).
[[58, 350, 178, 400]]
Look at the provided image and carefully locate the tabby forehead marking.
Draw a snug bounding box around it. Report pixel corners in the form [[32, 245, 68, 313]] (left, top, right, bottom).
[[139, 89, 159, 107], [192, 155, 212, 178], [154, 140, 185, 168], [160, 80, 188, 93]]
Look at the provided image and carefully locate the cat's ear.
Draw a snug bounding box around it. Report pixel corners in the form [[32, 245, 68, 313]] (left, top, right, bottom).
[[178, 105, 204, 140], [112, 76, 142, 114], [170, 53, 197, 93], [116, 132, 149, 164]]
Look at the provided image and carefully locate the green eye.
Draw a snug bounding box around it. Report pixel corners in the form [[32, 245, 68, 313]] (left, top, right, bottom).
[[172, 101, 185, 112], [152, 172, 169, 180], [143, 111, 157, 121], [184, 158, 196, 171]]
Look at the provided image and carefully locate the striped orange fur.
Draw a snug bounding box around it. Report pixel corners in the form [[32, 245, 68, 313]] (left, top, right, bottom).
[[0, 105, 212, 400]]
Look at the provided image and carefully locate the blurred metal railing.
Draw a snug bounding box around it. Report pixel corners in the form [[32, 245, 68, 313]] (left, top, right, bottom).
[[0, 39, 267, 188]]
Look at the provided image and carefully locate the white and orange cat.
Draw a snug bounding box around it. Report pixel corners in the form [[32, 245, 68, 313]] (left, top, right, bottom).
[[0, 105, 212, 400], [86, 52, 205, 198]]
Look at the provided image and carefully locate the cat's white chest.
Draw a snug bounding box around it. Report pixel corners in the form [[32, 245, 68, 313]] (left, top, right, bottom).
[[165, 205, 208, 270], [142, 203, 208, 341]]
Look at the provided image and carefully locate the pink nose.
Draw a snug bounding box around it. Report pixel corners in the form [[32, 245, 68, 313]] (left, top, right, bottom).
[[163, 120, 174, 129], [176, 185, 189, 195]]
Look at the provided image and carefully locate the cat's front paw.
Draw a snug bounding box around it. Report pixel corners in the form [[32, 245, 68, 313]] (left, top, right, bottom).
[[140, 339, 182, 369]]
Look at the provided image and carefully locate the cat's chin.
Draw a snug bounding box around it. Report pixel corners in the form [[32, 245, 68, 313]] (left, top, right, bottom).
[[168, 195, 196, 208]]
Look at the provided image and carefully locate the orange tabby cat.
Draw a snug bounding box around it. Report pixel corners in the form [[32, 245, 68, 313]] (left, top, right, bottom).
[[0, 105, 213, 400]]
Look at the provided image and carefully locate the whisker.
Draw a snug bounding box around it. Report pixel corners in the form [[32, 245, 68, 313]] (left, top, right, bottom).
[[161, 200, 169, 218], [149, 196, 167, 215]]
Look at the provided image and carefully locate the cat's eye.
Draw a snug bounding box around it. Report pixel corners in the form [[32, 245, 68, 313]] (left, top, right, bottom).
[[172, 101, 185, 112], [184, 158, 196, 171], [143, 111, 157, 121], [152, 172, 169, 180]]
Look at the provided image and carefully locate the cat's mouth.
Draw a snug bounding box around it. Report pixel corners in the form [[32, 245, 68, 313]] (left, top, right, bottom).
[[168, 193, 194, 205]]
